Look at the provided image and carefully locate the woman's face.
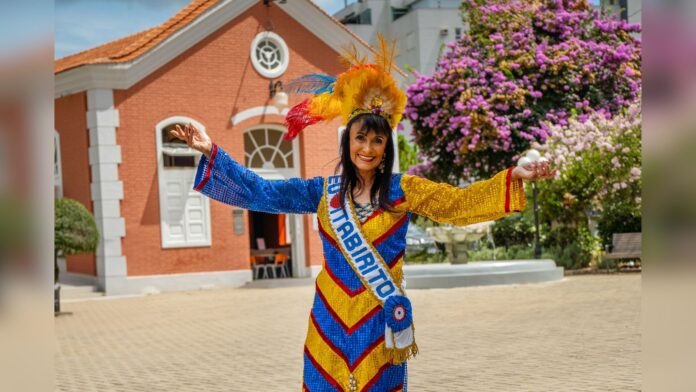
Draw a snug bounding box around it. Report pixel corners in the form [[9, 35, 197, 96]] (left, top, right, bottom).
[[348, 122, 387, 175]]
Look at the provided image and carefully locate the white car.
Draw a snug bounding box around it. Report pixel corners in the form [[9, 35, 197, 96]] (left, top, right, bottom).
[[405, 224, 438, 254]]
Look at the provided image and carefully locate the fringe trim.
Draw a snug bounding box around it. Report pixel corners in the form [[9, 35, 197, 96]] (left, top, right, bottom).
[[390, 342, 418, 365]]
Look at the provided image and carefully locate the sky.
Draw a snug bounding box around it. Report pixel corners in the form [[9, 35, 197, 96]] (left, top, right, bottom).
[[55, 0, 348, 59], [54, 0, 604, 59]]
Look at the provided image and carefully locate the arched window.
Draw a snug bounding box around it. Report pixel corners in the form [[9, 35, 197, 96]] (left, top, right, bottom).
[[244, 126, 295, 170], [155, 117, 211, 248]]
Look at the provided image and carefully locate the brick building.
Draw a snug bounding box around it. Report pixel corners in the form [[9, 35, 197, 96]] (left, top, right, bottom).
[[54, 0, 402, 295]]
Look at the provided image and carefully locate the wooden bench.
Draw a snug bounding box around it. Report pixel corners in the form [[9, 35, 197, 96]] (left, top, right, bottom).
[[605, 232, 641, 260]]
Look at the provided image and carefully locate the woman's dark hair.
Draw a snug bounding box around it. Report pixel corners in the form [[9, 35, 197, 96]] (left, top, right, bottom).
[[335, 113, 395, 212]]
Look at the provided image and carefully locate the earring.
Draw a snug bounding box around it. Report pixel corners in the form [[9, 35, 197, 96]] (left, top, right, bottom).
[[378, 158, 385, 173]]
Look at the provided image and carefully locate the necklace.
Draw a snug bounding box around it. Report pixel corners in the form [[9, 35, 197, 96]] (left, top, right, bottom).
[[353, 200, 375, 222]]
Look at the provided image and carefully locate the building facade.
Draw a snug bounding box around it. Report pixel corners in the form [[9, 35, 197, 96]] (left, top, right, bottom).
[[335, 0, 464, 80], [54, 0, 400, 295]]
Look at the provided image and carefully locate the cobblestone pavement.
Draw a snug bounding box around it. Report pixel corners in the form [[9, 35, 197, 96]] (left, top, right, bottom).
[[55, 274, 640, 391]]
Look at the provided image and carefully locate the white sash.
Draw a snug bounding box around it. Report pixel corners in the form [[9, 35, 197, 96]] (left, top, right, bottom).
[[324, 175, 417, 364]]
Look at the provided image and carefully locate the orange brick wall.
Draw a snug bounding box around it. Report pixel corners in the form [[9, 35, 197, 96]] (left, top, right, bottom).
[[114, 3, 341, 276], [54, 92, 97, 276]]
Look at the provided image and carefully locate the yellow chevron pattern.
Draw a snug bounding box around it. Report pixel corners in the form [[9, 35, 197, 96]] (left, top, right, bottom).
[[304, 317, 391, 386]]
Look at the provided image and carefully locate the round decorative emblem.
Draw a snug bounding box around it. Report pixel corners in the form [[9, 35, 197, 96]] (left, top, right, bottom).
[[393, 304, 406, 321], [384, 295, 412, 332]]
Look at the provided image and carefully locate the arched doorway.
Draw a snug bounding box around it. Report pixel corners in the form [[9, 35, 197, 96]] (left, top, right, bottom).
[[243, 125, 307, 278]]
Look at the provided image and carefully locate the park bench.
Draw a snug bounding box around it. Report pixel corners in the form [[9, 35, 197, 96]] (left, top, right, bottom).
[[604, 232, 641, 265]]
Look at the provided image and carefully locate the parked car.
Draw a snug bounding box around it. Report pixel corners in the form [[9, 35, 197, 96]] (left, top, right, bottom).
[[405, 224, 438, 255]]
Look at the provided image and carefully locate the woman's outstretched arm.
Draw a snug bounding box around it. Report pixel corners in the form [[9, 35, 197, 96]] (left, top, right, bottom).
[[399, 163, 554, 226], [171, 123, 323, 214]]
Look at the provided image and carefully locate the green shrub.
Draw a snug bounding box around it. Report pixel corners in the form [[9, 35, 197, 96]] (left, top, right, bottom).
[[597, 205, 641, 248], [55, 198, 99, 282], [491, 208, 535, 250]]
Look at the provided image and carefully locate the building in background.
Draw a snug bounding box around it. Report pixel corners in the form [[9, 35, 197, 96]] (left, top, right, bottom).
[[600, 0, 642, 25], [334, 0, 464, 80], [334, 0, 641, 80], [54, 0, 401, 295]]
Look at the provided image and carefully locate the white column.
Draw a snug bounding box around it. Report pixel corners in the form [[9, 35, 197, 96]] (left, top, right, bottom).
[[292, 214, 309, 278], [392, 129, 400, 173], [86, 89, 127, 294]]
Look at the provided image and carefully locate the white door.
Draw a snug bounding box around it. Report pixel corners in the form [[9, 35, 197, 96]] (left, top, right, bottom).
[[161, 167, 209, 246]]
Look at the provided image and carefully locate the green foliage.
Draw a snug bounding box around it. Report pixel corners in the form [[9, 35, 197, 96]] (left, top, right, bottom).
[[491, 194, 536, 249], [55, 198, 99, 258], [597, 204, 641, 248], [397, 134, 420, 173], [404, 248, 448, 264], [542, 226, 595, 269]]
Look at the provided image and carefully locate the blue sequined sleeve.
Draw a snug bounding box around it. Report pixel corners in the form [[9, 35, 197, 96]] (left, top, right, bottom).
[[193, 144, 325, 214]]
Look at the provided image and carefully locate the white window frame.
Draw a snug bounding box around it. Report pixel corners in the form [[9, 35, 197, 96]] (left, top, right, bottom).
[[155, 116, 212, 249], [243, 124, 298, 174], [249, 31, 290, 79]]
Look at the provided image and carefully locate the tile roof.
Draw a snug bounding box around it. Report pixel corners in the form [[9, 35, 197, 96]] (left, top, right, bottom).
[[54, 0, 404, 77], [54, 0, 219, 74]]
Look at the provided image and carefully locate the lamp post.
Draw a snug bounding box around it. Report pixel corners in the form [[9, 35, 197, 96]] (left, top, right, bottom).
[[533, 180, 541, 259], [518, 149, 544, 259], [269, 80, 288, 111]]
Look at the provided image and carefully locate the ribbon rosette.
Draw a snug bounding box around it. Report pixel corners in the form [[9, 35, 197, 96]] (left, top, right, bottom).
[[384, 295, 412, 332]]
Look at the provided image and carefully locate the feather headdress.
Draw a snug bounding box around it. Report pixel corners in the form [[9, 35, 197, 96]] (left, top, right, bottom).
[[283, 34, 406, 140]]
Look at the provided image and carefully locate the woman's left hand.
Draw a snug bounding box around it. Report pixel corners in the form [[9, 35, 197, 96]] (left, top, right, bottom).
[[511, 161, 557, 181]]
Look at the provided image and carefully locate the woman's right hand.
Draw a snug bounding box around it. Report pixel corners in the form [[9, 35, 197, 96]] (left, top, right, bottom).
[[170, 123, 214, 158]]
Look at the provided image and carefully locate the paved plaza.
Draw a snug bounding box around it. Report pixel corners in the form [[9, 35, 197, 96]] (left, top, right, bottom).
[[55, 274, 640, 391]]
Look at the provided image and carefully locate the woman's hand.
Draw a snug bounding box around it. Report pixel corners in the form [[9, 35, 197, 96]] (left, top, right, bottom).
[[169, 123, 213, 158], [511, 161, 556, 181]]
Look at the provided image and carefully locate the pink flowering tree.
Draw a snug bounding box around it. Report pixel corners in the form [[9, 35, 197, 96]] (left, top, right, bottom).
[[405, 0, 641, 181], [538, 104, 641, 247]]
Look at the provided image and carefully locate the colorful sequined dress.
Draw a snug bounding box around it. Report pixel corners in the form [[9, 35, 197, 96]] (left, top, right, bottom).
[[193, 145, 526, 391]]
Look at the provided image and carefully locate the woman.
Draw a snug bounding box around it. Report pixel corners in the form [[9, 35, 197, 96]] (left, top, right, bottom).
[[171, 38, 554, 392]]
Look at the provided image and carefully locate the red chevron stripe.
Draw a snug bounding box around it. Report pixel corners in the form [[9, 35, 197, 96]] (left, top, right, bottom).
[[324, 256, 365, 297], [388, 250, 404, 268], [505, 167, 512, 213], [310, 311, 350, 368], [388, 384, 404, 392], [363, 196, 406, 224], [374, 214, 408, 246], [316, 283, 381, 335], [304, 345, 345, 392], [350, 333, 384, 371], [361, 362, 392, 391], [310, 312, 385, 372], [318, 221, 339, 249]]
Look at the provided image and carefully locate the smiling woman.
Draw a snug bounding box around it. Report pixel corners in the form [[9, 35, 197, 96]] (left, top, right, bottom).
[[169, 34, 553, 391]]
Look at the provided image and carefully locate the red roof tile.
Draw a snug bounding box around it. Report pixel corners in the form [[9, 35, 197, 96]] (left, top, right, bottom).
[[54, 0, 219, 74], [54, 0, 405, 77]]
